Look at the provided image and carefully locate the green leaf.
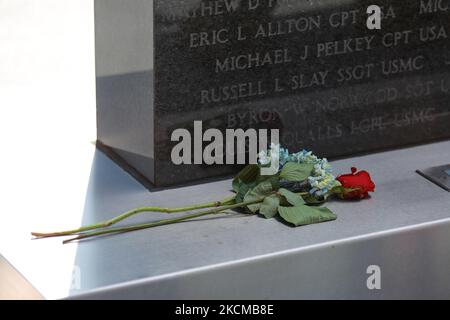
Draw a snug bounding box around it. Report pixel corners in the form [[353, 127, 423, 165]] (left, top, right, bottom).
[[232, 177, 241, 193], [278, 188, 305, 207], [278, 205, 337, 227], [257, 174, 280, 191], [235, 182, 254, 204], [259, 195, 280, 219], [233, 164, 262, 194], [235, 164, 260, 184], [280, 163, 314, 182], [244, 180, 274, 213], [302, 194, 326, 206]]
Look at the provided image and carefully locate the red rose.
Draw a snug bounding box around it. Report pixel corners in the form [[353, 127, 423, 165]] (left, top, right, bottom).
[[336, 167, 375, 200]]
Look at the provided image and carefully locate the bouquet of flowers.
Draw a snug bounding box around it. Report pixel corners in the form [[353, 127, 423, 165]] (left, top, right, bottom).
[[32, 144, 375, 244]]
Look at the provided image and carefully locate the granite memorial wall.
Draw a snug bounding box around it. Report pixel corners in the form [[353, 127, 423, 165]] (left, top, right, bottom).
[[95, 0, 450, 187]]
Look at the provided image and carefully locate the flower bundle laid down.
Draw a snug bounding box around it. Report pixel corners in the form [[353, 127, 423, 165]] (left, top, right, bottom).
[[32, 145, 375, 244]]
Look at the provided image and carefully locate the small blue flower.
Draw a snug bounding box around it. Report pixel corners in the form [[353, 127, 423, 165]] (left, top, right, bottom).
[[264, 144, 341, 199]]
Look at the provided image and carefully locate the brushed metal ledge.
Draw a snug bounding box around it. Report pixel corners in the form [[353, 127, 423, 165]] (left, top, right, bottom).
[[1, 140, 450, 299]]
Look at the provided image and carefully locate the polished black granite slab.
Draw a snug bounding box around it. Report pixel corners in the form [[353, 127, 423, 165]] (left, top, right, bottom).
[[418, 164, 450, 191], [95, 0, 450, 187]]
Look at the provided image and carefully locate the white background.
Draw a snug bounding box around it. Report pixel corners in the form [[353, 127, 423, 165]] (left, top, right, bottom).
[[0, 0, 96, 298]]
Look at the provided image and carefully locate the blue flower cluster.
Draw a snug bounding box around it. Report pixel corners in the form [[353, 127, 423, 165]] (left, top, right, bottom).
[[259, 144, 341, 198]]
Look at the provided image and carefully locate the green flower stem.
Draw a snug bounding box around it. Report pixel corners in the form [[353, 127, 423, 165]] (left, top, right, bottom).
[[62, 199, 262, 244], [32, 195, 236, 239]]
